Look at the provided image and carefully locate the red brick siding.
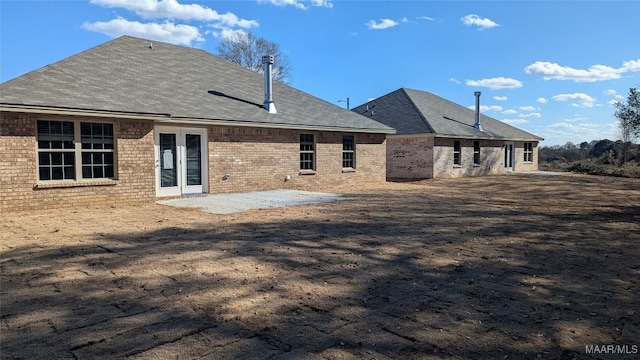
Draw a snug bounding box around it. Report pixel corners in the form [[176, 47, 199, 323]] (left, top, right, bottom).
[[1, 112, 155, 212], [1, 113, 387, 212]]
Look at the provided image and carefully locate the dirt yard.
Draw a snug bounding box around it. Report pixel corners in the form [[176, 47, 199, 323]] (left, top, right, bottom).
[[1, 174, 639, 359]]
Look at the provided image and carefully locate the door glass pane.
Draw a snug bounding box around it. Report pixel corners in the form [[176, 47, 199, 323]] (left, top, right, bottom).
[[160, 133, 177, 187], [185, 134, 202, 186]]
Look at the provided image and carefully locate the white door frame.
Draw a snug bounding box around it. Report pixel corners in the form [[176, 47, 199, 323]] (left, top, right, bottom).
[[154, 126, 208, 197], [504, 142, 514, 171]]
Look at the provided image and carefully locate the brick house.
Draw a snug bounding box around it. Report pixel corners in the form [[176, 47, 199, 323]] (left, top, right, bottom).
[[351, 88, 543, 179], [0, 36, 394, 212]]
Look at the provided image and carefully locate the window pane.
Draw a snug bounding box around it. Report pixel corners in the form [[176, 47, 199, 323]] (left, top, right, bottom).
[[52, 167, 63, 180], [83, 166, 92, 178], [105, 166, 114, 178], [64, 166, 74, 179], [82, 152, 91, 164], [39, 153, 50, 165], [51, 153, 63, 165], [39, 167, 51, 181], [92, 123, 103, 136]]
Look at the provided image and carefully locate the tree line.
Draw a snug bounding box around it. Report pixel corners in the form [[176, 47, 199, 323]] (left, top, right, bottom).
[[540, 140, 640, 165]]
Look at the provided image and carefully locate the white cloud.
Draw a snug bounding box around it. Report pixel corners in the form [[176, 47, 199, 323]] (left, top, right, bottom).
[[543, 121, 614, 144], [524, 58, 640, 82], [401, 17, 408, 23], [551, 93, 596, 108], [502, 119, 529, 125], [469, 105, 503, 112], [83, 18, 203, 46], [418, 16, 435, 21], [519, 106, 537, 112], [91, 0, 258, 28], [260, 0, 333, 9], [461, 14, 500, 30], [449, 78, 461, 84], [623, 59, 640, 71], [493, 96, 507, 101], [309, 0, 333, 8], [536, 97, 548, 104], [216, 28, 247, 41], [603, 89, 625, 99], [465, 77, 523, 90], [519, 112, 541, 118], [502, 109, 518, 115], [366, 19, 399, 30]]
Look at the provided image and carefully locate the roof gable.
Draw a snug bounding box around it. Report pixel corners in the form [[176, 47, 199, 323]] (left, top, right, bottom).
[[352, 88, 542, 140], [1, 36, 394, 134]]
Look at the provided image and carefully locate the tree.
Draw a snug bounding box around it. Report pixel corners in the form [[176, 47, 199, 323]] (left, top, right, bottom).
[[614, 88, 640, 165], [216, 32, 293, 84], [614, 87, 640, 140]]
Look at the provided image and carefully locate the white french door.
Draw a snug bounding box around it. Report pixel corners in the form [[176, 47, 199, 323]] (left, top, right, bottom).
[[504, 142, 514, 171], [155, 126, 207, 197]]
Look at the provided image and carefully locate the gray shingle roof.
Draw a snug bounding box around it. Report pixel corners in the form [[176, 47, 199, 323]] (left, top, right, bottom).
[[351, 88, 542, 140], [0, 36, 394, 134]]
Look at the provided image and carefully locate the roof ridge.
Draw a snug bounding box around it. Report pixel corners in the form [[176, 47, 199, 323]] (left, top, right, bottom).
[[400, 88, 436, 134]]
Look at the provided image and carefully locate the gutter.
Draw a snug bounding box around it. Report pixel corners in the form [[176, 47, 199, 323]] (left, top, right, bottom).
[[1, 104, 396, 135], [387, 133, 542, 142]]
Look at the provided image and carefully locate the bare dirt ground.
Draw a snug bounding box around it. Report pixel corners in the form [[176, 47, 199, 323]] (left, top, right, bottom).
[[1, 174, 639, 360]]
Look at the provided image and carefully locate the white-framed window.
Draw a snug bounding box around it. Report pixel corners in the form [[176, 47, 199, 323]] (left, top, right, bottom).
[[453, 140, 461, 166], [473, 141, 480, 165], [300, 133, 315, 170], [37, 120, 115, 181], [342, 135, 355, 169], [524, 142, 533, 163]]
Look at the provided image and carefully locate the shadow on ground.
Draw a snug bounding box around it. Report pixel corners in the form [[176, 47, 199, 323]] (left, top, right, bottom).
[[1, 174, 639, 359]]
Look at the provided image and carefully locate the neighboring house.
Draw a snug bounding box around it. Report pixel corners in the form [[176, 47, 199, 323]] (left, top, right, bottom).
[[351, 88, 543, 179], [0, 36, 394, 212]]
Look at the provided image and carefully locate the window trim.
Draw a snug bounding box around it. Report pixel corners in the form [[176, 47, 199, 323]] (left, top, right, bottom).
[[523, 142, 534, 163], [36, 119, 117, 183], [299, 133, 316, 173], [453, 140, 461, 166], [342, 134, 356, 170]]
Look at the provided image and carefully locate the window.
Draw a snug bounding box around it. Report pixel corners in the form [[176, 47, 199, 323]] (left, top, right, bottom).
[[37, 120, 115, 181], [300, 133, 315, 170], [453, 140, 461, 166], [342, 135, 355, 169], [524, 142, 533, 162], [473, 141, 480, 165]]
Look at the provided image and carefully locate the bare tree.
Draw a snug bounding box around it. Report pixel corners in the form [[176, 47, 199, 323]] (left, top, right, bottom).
[[216, 32, 293, 84]]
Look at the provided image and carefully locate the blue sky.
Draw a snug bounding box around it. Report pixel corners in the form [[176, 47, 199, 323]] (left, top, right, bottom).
[[1, 0, 639, 146]]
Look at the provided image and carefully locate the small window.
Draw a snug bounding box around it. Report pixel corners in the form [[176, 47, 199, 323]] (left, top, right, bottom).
[[453, 140, 461, 166], [342, 135, 355, 169], [473, 141, 480, 165], [300, 134, 315, 170], [37, 120, 116, 181], [524, 142, 533, 162]]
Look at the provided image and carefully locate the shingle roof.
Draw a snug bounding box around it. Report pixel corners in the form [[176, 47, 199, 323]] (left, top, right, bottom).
[[351, 88, 542, 140], [0, 36, 394, 134]]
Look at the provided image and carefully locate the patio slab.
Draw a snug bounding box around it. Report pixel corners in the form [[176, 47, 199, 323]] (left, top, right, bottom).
[[156, 189, 346, 214]]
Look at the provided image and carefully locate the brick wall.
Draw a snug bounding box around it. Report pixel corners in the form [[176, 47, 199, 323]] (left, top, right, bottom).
[[1, 112, 155, 212], [207, 126, 387, 193], [433, 138, 505, 178], [386, 137, 434, 180], [513, 141, 539, 172], [384, 136, 538, 180], [1, 112, 387, 212]]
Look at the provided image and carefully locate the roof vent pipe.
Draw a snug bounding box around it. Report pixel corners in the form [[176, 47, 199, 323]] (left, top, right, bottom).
[[262, 55, 277, 114], [474, 91, 483, 131]]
